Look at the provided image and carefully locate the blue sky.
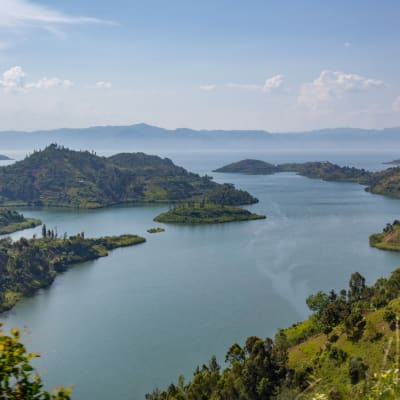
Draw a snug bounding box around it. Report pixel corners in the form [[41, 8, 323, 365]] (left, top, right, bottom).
[[0, 0, 399, 131]]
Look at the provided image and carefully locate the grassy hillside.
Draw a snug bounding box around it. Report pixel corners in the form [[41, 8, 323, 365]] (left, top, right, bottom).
[[0, 144, 257, 208], [154, 203, 266, 224], [0, 208, 41, 234]]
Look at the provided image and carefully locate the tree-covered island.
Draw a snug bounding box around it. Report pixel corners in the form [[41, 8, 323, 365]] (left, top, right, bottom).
[[0, 230, 145, 313], [0, 154, 12, 161], [0, 144, 258, 208], [0, 208, 41, 235], [214, 159, 400, 198], [154, 203, 266, 224]]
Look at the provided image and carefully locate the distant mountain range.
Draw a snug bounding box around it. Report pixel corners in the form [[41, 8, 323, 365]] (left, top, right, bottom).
[[0, 124, 400, 152]]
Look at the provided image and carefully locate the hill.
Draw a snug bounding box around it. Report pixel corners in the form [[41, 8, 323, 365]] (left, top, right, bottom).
[[0, 208, 41, 234], [0, 144, 257, 208], [154, 203, 266, 224], [0, 154, 12, 161], [214, 159, 278, 174]]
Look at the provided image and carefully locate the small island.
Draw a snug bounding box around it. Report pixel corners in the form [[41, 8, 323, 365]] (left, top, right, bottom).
[[147, 227, 165, 233], [0, 208, 41, 235], [154, 203, 266, 224], [0, 232, 146, 312], [383, 159, 400, 165], [214, 159, 278, 174], [369, 220, 400, 251], [0, 154, 12, 161]]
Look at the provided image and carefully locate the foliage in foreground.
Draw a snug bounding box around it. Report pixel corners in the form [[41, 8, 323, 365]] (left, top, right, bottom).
[[0, 323, 71, 399]]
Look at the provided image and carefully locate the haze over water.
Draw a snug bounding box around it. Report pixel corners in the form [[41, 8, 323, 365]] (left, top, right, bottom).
[[2, 149, 400, 399]]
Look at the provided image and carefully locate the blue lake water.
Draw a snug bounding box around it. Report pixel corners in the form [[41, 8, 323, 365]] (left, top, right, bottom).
[[1, 148, 400, 399]]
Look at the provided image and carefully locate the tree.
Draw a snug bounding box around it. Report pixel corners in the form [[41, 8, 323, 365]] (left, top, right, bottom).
[[0, 323, 72, 399], [306, 291, 330, 315], [348, 272, 366, 303]]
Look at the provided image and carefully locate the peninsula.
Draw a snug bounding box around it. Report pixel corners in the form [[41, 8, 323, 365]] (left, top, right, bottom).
[[0, 144, 257, 208], [214, 159, 400, 198], [154, 203, 266, 224], [0, 208, 41, 235], [0, 232, 145, 312], [369, 220, 400, 251], [0, 154, 12, 161]]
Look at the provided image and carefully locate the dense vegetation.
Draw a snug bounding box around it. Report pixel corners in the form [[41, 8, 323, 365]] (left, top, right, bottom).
[[154, 203, 266, 224], [0, 323, 72, 399], [147, 266, 400, 399], [0, 144, 257, 208], [0, 229, 145, 312], [214, 159, 400, 198], [0, 208, 41, 234], [370, 220, 400, 251]]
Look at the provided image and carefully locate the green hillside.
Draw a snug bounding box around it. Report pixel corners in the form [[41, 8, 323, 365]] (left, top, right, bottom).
[[0, 208, 41, 234], [154, 203, 266, 224], [0, 145, 257, 208]]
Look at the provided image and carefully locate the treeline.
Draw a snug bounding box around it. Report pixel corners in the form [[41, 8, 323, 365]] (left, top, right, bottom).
[[0, 232, 145, 312]]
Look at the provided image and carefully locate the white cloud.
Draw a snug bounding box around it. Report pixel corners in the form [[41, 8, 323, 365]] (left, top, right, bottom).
[[392, 96, 400, 113], [298, 70, 385, 110], [0, 66, 26, 90], [263, 74, 284, 93], [200, 84, 216, 91], [95, 81, 112, 89], [227, 82, 260, 91], [26, 77, 73, 89], [0, 0, 112, 29], [344, 42, 351, 47], [0, 66, 73, 92]]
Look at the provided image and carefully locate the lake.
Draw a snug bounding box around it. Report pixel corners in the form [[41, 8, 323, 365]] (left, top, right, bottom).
[[1, 148, 400, 399]]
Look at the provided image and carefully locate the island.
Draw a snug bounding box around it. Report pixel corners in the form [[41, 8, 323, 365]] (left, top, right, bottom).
[[0, 208, 41, 234], [147, 227, 165, 233], [153, 203, 266, 224], [0, 232, 145, 312], [0, 144, 258, 208], [383, 159, 400, 165], [0, 154, 12, 161], [214, 159, 400, 199], [369, 220, 400, 251]]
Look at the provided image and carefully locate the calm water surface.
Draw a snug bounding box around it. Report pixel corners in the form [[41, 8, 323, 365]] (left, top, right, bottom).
[[2, 149, 400, 399]]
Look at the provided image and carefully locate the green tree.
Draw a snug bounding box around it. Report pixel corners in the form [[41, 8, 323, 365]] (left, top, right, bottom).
[[0, 323, 72, 399]]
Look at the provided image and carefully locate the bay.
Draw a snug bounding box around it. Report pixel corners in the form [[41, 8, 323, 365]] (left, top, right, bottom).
[[2, 148, 400, 399]]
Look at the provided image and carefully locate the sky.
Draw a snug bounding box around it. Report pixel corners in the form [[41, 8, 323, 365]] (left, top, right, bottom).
[[0, 0, 399, 132]]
